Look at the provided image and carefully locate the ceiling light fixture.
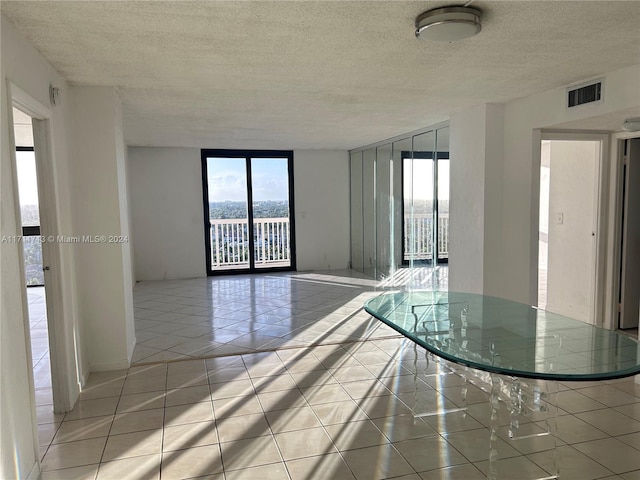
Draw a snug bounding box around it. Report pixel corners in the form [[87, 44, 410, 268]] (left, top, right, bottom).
[[622, 117, 640, 132], [415, 6, 482, 42]]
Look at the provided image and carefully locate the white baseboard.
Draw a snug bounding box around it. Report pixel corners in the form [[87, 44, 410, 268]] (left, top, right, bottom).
[[127, 334, 137, 366], [81, 368, 90, 389], [89, 359, 131, 372]]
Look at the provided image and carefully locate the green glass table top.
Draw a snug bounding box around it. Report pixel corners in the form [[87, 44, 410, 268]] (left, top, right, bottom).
[[365, 291, 640, 381]]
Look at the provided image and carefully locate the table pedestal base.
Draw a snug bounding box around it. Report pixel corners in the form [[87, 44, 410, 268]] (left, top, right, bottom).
[[409, 349, 560, 480], [488, 373, 559, 480]]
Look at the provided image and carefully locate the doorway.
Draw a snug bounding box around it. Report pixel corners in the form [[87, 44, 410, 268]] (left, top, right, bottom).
[[201, 150, 296, 274], [618, 138, 640, 331], [12, 106, 56, 451], [537, 137, 603, 324]]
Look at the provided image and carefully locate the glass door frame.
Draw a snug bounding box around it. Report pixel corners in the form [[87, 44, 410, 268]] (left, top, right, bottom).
[[400, 149, 449, 266], [201, 149, 296, 276]]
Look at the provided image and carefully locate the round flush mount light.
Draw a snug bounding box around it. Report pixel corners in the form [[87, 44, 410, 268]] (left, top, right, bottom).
[[622, 117, 640, 132], [415, 6, 482, 42]]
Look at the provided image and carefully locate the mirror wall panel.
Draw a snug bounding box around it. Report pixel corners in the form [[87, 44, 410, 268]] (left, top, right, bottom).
[[362, 147, 377, 278], [408, 131, 436, 271], [392, 138, 411, 273], [350, 151, 364, 273], [435, 126, 450, 276], [376, 143, 392, 280], [349, 123, 449, 290]]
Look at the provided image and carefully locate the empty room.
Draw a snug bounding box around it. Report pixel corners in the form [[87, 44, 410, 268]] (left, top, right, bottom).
[[1, 2, 640, 480]]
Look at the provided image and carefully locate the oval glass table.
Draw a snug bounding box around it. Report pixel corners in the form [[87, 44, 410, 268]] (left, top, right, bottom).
[[365, 291, 640, 479]]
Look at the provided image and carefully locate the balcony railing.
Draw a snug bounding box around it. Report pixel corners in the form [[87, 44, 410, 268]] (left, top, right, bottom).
[[211, 213, 448, 268], [403, 213, 450, 261], [210, 218, 290, 268]]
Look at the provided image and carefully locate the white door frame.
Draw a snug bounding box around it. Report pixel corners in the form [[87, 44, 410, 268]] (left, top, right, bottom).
[[532, 130, 609, 326], [8, 81, 75, 415], [605, 131, 640, 331]]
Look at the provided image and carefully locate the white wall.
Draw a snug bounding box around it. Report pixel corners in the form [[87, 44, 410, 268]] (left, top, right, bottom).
[[450, 64, 640, 304], [293, 150, 350, 271], [70, 87, 135, 371], [1, 14, 83, 480], [128, 147, 206, 281], [449, 104, 504, 295]]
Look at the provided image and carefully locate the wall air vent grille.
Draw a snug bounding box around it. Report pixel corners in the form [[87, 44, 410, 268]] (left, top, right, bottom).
[[567, 81, 602, 108]]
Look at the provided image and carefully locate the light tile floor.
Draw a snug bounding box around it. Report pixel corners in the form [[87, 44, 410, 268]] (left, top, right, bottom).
[[28, 286, 57, 454], [32, 269, 640, 480], [130, 268, 447, 365], [29, 286, 52, 391]]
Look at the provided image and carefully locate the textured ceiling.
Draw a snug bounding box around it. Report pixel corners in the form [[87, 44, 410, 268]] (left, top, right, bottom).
[[2, 1, 639, 149]]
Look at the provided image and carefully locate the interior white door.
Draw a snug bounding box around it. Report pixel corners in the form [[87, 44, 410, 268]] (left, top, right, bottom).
[[544, 140, 600, 324], [619, 138, 640, 329]]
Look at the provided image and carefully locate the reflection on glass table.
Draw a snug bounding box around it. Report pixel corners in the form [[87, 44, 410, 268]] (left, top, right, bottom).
[[365, 291, 640, 480]]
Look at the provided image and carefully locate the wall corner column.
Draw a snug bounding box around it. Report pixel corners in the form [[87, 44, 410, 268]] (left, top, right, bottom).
[[449, 103, 505, 295]]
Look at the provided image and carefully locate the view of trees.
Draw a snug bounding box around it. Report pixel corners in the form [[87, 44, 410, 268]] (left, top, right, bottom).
[[21, 204, 39, 226], [403, 199, 450, 215], [19, 205, 44, 286], [209, 200, 289, 220], [23, 237, 44, 286]]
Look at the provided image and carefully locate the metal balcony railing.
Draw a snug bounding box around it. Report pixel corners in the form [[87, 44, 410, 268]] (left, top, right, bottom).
[[403, 213, 450, 261], [211, 214, 449, 268], [210, 218, 290, 268]]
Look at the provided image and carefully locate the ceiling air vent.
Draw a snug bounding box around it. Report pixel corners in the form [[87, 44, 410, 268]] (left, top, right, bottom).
[[567, 79, 603, 108]]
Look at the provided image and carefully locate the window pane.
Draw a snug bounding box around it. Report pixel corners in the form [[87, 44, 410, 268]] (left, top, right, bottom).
[[251, 158, 291, 269], [405, 131, 435, 266], [23, 236, 44, 286], [16, 150, 39, 227], [206, 157, 250, 270]]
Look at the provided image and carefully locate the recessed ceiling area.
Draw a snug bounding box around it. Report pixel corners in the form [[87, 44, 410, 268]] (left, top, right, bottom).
[[2, 1, 639, 149]]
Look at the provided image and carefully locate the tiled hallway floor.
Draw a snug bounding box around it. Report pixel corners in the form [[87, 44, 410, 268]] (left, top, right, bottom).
[[34, 269, 640, 480]]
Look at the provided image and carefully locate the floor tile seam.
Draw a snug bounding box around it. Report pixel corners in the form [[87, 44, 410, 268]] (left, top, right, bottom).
[[262, 383, 363, 480], [99, 366, 166, 467], [608, 383, 640, 400], [156, 369, 175, 480], [429, 428, 524, 467], [217, 429, 288, 477], [418, 462, 486, 478], [520, 445, 592, 478], [131, 335, 403, 368], [247, 369, 296, 396], [53, 415, 116, 445], [38, 423, 62, 464], [568, 437, 640, 478], [221, 458, 290, 477], [573, 409, 640, 434], [41, 453, 104, 474], [350, 438, 423, 478], [210, 373, 260, 419], [615, 437, 640, 452], [561, 412, 622, 441], [572, 385, 640, 408]]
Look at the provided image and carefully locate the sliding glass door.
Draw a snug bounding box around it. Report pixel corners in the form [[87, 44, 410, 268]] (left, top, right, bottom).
[[202, 150, 295, 274], [402, 128, 449, 267]]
